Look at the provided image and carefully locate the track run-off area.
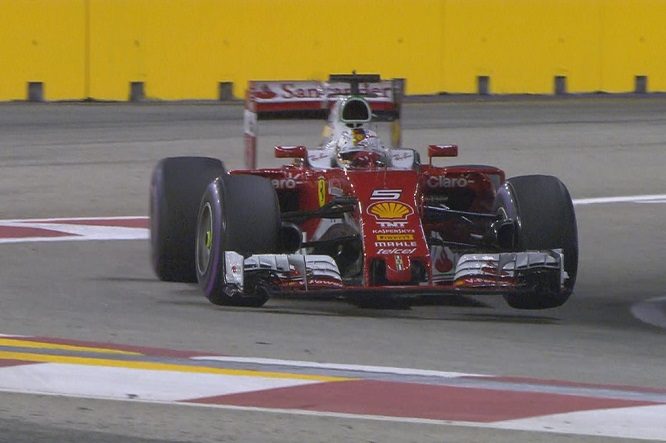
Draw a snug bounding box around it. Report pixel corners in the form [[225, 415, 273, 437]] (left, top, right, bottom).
[[0, 98, 665, 442]]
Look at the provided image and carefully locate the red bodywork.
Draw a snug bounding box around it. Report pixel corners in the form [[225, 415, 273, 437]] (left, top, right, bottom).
[[232, 161, 506, 293], [236, 76, 520, 298]]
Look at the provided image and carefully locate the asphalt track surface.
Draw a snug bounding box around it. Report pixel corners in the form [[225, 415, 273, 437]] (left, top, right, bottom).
[[1, 98, 665, 442]]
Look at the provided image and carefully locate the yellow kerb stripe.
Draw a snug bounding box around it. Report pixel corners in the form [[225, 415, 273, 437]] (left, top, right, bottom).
[[0, 338, 141, 355], [0, 351, 349, 382]]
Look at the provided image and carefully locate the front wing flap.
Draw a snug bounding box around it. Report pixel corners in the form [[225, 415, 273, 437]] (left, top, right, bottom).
[[222, 249, 566, 298]]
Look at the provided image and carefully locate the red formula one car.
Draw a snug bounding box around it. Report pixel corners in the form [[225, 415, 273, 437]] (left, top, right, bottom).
[[150, 74, 578, 309]]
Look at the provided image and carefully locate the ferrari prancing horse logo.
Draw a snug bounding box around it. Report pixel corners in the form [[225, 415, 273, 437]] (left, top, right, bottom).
[[317, 177, 326, 207]]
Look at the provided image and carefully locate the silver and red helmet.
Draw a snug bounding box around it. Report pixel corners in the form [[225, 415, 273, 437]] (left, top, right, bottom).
[[335, 128, 388, 169]]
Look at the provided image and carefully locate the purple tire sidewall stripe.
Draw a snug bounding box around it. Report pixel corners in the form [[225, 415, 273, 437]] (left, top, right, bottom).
[[203, 179, 224, 297]]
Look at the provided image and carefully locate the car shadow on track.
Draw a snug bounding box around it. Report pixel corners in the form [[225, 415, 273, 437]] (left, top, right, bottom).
[[218, 305, 560, 324], [147, 282, 561, 324], [453, 312, 561, 324], [93, 276, 160, 283]]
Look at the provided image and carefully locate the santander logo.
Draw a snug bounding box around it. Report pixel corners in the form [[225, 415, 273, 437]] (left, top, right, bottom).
[[252, 81, 393, 101], [253, 85, 278, 100]]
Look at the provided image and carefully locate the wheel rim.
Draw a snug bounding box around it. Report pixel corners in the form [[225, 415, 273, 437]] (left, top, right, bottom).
[[196, 202, 213, 275]]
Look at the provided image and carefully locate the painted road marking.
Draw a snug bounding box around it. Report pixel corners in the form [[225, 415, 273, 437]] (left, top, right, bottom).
[[0, 217, 148, 244], [3, 391, 661, 443], [1, 334, 665, 441], [183, 378, 656, 422], [6, 335, 211, 358], [191, 356, 485, 379], [0, 193, 664, 244], [493, 404, 666, 441], [635, 199, 666, 204], [0, 363, 322, 402], [0, 338, 141, 355], [0, 216, 148, 223], [631, 296, 666, 330], [3, 336, 664, 402], [572, 194, 666, 205], [0, 351, 345, 382]]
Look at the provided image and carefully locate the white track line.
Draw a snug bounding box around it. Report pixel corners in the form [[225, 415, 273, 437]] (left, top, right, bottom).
[[0, 223, 148, 244], [0, 363, 316, 402], [631, 296, 666, 330], [494, 404, 666, 441], [0, 192, 663, 226], [635, 199, 666, 204], [0, 234, 149, 245], [0, 216, 145, 224], [572, 194, 666, 205], [0, 193, 664, 245], [191, 356, 485, 378]]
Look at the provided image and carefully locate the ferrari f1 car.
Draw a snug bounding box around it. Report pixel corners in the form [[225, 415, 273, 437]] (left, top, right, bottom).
[[150, 74, 578, 309]]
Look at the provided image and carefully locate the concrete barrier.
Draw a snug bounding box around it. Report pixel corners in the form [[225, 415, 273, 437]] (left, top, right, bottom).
[[1, 0, 665, 100]]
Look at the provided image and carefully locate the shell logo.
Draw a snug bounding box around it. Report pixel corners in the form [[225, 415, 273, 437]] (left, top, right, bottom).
[[367, 201, 413, 220]]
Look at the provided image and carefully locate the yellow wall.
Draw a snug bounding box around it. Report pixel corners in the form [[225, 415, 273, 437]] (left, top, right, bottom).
[[600, 0, 666, 92], [0, 0, 86, 100], [1, 0, 665, 100], [442, 0, 603, 93], [86, 0, 443, 99]]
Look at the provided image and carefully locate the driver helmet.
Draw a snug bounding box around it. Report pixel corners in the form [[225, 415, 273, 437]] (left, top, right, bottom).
[[335, 128, 388, 168]]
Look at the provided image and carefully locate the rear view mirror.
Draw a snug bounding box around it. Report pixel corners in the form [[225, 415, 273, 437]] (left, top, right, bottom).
[[428, 144, 458, 164], [275, 145, 307, 159]]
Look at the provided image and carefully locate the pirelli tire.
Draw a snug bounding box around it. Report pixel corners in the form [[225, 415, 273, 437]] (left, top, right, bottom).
[[196, 174, 280, 307], [150, 157, 225, 282], [494, 175, 578, 309]]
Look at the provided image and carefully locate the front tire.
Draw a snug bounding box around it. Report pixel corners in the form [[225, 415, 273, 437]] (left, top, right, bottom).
[[150, 157, 225, 282], [196, 174, 280, 306], [494, 175, 578, 309]]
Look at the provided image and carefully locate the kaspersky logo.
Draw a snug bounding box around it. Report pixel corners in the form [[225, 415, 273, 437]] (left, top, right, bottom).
[[367, 201, 413, 221]]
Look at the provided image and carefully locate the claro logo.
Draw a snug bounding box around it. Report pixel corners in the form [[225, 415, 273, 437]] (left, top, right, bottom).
[[426, 176, 474, 188], [271, 178, 296, 189]]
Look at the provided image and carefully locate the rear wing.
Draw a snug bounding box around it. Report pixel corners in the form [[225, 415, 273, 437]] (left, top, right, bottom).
[[243, 77, 405, 169]]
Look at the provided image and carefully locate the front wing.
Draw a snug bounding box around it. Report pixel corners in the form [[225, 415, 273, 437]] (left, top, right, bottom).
[[222, 250, 566, 299]]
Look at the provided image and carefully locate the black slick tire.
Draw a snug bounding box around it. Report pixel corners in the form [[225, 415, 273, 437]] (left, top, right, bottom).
[[196, 174, 280, 307], [493, 175, 578, 309], [150, 156, 225, 282]]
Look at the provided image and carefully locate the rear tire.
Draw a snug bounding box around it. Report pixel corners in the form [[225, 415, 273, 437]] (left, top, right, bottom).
[[150, 157, 225, 282], [196, 174, 280, 306], [493, 175, 578, 309]]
